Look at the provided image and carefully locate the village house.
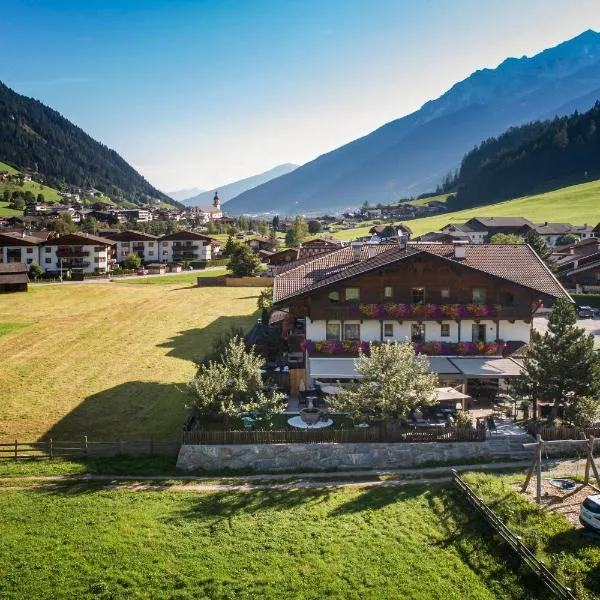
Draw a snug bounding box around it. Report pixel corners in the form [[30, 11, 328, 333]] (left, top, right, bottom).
[[297, 238, 346, 260], [554, 237, 600, 291], [159, 231, 212, 263], [105, 230, 160, 263], [40, 232, 116, 274], [245, 235, 276, 253], [368, 223, 412, 241], [118, 208, 153, 223], [188, 192, 223, 223], [0, 231, 42, 265], [272, 239, 570, 395]]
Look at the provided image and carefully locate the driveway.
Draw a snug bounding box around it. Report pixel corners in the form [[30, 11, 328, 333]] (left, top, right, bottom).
[[534, 316, 600, 346]]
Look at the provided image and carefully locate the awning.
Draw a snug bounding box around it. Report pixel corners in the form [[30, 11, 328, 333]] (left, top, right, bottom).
[[309, 358, 362, 379], [447, 357, 523, 377], [427, 357, 462, 375]]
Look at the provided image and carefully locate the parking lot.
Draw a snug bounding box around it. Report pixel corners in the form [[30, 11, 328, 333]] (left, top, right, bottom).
[[534, 315, 600, 346]]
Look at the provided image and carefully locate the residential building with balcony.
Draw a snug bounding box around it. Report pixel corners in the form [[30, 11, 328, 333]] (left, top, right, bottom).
[[159, 231, 212, 263], [272, 240, 571, 392], [40, 233, 116, 274], [0, 232, 41, 265], [107, 230, 160, 263]]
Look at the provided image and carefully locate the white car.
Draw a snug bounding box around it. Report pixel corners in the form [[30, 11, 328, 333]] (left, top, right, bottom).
[[580, 494, 600, 531]]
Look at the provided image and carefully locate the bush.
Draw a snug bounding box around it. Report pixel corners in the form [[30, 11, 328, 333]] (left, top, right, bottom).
[[123, 253, 142, 270], [228, 244, 261, 277]]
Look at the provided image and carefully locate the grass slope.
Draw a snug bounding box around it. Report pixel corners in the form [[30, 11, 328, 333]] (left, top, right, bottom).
[[329, 178, 600, 241], [0, 282, 260, 441], [0, 161, 62, 204], [0, 485, 536, 600]]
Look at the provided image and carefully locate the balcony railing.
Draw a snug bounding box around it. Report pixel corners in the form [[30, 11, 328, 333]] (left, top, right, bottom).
[[173, 244, 199, 250], [56, 249, 90, 258], [351, 303, 533, 320], [60, 261, 91, 268], [301, 339, 506, 357]]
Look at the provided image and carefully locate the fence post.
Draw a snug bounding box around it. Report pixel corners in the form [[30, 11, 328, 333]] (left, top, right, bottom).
[[14, 439, 17, 459], [83, 435, 88, 458], [49, 438, 53, 459]]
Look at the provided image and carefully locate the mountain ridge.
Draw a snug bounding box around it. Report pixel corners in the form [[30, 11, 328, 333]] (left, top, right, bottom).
[[224, 29, 600, 215]]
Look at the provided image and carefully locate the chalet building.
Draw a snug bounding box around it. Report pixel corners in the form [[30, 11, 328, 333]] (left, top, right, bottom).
[[40, 233, 116, 274], [0, 262, 29, 292], [107, 230, 160, 263], [368, 223, 412, 240], [554, 238, 600, 291], [297, 238, 345, 261], [159, 231, 212, 262], [246, 236, 276, 253], [272, 240, 570, 393], [118, 208, 152, 223], [266, 247, 299, 266], [0, 232, 41, 265]]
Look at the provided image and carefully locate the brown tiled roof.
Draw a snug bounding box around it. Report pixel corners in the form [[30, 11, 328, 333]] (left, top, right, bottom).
[[160, 231, 212, 242], [41, 233, 115, 246], [106, 230, 159, 242], [0, 262, 28, 274], [273, 242, 570, 304], [0, 232, 40, 247]]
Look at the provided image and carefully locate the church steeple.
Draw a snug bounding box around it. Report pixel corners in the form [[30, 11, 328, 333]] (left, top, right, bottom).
[[213, 191, 220, 209]]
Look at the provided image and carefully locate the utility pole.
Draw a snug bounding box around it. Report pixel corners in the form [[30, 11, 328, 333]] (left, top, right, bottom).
[[59, 258, 63, 282]]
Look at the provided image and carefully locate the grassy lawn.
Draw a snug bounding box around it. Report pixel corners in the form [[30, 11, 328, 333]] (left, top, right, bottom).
[[0, 282, 261, 441], [0, 200, 22, 216], [114, 269, 228, 286], [407, 193, 451, 207], [464, 472, 600, 598], [328, 178, 600, 241], [0, 484, 537, 599]]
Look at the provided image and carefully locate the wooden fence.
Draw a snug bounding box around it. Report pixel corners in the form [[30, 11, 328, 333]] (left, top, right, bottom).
[[0, 438, 180, 460], [452, 470, 576, 600], [182, 426, 486, 445], [525, 423, 600, 440]]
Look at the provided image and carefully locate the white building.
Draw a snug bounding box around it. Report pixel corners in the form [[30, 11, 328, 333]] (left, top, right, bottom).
[[189, 191, 223, 223], [0, 232, 42, 266], [106, 230, 160, 263], [40, 232, 116, 274], [159, 231, 212, 263]]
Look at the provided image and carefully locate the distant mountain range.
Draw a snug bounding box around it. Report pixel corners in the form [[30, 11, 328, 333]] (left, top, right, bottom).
[[224, 30, 600, 215], [182, 163, 298, 207], [168, 187, 206, 202], [0, 81, 178, 208]]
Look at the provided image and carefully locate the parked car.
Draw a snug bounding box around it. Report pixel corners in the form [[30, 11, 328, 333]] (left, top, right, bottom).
[[578, 306, 594, 319], [137, 268, 149, 276], [236, 233, 245, 239], [580, 494, 600, 531]]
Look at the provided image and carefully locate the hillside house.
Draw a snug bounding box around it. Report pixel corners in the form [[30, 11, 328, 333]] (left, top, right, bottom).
[[40, 233, 116, 274], [272, 240, 570, 394], [0, 263, 29, 293], [159, 231, 212, 262]]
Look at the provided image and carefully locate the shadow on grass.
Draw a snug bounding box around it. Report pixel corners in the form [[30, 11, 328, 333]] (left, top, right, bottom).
[[157, 313, 260, 363], [328, 485, 424, 516]]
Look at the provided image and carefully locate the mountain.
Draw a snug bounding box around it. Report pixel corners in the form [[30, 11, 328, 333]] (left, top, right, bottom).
[[183, 163, 298, 207], [0, 81, 178, 208], [225, 30, 600, 215], [168, 187, 205, 202], [442, 101, 600, 210]]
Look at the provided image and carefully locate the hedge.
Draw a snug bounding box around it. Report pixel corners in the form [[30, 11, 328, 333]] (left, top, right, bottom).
[[571, 293, 600, 308]]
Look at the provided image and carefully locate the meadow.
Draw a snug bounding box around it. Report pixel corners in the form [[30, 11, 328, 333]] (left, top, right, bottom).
[[0, 483, 537, 600], [329, 178, 600, 241], [0, 280, 260, 441]]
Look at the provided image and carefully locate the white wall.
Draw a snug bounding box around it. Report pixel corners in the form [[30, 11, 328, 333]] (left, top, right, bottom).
[[498, 320, 531, 343], [0, 246, 40, 265]]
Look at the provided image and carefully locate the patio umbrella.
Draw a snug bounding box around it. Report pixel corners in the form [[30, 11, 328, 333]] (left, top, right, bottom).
[[435, 387, 471, 403], [320, 384, 342, 395]]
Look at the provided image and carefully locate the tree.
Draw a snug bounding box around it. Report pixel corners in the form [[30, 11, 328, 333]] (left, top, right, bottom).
[[123, 253, 142, 269], [272, 215, 280, 230], [556, 233, 579, 246], [228, 243, 262, 277], [285, 216, 308, 247], [523, 229, 554, 270], [307, 220, 322, 235], [186, 336, 286, 422], [223, 235, 238, 257], [28, 261, 43, 280], [257, 287, 273, 313], [564, 396, 600, 428], [513, 298, 600, 422], [327, 341, 438, 422], [2, 190, 9, 202], [48, 213, 77, 234], [10, 196, 25, 210], [489, 233, 523, 244], [268, 228, 279, 249], [82, 216, 99, 234], [36, 193, 45, 203]]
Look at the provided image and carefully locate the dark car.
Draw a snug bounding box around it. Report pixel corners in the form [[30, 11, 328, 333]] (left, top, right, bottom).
[[578, 306, 594, 319]]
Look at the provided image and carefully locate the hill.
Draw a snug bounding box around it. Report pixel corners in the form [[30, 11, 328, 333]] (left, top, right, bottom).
[[185, 163, 298, 208], [442, 101, 600, 210], [0, 81, 179, 208], [167, 187, 205, 202], [328, 178, 600, 241], [226, 30, 600, 215]]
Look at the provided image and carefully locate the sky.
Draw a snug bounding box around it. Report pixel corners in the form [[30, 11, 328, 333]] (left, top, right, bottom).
[[3, 0, 600, 193]]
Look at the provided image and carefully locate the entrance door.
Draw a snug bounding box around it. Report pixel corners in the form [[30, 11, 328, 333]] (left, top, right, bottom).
[[472, 324, 486, 343]]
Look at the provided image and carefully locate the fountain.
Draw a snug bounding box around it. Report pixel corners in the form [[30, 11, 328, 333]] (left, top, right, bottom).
[[299, 407, 322, 425]]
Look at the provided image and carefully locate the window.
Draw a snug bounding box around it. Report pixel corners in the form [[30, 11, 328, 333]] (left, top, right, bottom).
[[326, 323, 341, 341], [26, 248, 33, 254], [45, 258, 51, 264], [412, 287, 425, 304], [384, 286, 393, 299], [328, 291, 340, 303], [344, 323, 361, 340], [26, 259, 32, 264], [441, 323, 450, 337], [383, 323, 394, 337], [441, 287, 450, 299], [472, 324, 486, 343], [162, 241, 168, 247], [472, 287, 486, 305], [122, 242, 130, 247], [148, 242, 154, 247], [411, 323, 425, 342], [45, 247, 51, 253], [345, 287, 360, 302]]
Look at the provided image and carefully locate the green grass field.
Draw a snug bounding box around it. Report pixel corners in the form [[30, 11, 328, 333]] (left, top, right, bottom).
[[329, 178, 600, 241], [114, 269, 228, 286], [407, 193, 451, 207], [0, 483, 536, 600], [0, 281, 260, 441], [0, 200, 23, 216]]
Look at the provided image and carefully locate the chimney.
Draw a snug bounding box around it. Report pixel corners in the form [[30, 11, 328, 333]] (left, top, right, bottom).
[[453, 240, 467, 259], [544, 221, 548, 226], [351, 241, 362, 262], [397, 233, 407, 251]]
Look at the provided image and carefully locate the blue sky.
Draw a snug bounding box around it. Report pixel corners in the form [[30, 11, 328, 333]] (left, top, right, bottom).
[[3, 0, 600, 192]]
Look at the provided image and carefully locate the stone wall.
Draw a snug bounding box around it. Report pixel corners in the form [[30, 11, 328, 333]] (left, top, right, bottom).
[[177, 439, 529, 471]]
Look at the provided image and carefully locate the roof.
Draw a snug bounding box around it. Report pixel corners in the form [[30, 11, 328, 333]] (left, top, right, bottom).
[[0, 262, 28, 274], [246, 236, 271, 244], [0, 262, 28, 284], [529, 222, 573, 235], [0, 232, 41, 247], [194, 205, 221, 213], [41, 232, 115, 246], [273, 242, 570, 305], [414, 231, 470, 243], [107, 230, 158, 242], [160, 231, 212, 241], [468, 217, 534, 229]]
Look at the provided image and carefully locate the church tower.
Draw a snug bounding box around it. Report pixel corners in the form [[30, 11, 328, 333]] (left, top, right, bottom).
[[213, 191, 220, 209]]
